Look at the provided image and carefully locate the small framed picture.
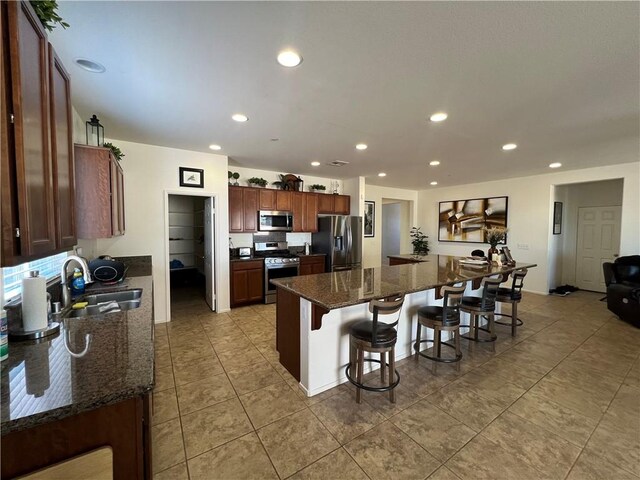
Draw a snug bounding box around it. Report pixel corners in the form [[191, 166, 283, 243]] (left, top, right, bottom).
[[179, 167, 204, 188], [364, 201, 375, 237], [553, 201, 563, 235]]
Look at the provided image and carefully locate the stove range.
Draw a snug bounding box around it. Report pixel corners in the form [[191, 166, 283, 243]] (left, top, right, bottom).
[[254, 242, 300, 303]]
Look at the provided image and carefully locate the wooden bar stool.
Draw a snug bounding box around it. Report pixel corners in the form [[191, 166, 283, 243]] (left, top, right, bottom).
[[459, 276, 502, 342], [345, 295, 405, 403], [494, 268, 528, 336], [414, 283, 466, 363]]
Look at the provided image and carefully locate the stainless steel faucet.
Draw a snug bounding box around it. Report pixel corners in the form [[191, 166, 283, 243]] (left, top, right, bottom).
[[60, 255, 92, 307]]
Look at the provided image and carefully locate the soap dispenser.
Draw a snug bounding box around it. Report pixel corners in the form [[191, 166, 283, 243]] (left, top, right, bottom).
[[304, 242, 311, 255]]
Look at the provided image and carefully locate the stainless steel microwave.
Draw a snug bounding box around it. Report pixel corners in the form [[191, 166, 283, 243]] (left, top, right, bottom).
[[259, 210, 293, 232]]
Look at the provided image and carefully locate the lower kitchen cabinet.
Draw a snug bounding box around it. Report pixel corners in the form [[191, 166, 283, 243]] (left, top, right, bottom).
[[1, 394, 151, 480], [230, 259, 264, 307], [74, 144, 125, 238], [299, 255, 325, 275]]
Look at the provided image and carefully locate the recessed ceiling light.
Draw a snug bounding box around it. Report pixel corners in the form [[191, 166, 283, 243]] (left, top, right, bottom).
[[429, 112, 448, 122], [232, 113, 248, 122], [430, 181, 438, 186], [208, 144, 222, 151], [378, 172, 386, 177], [549, 162, 562, 168], [311, 161, 320, 166], [277, 50, 303, 67], [355, 143, 368, 150], [74, 58, 105, 73], [429, 160, 440, 166], [502, 143, 517, 151]]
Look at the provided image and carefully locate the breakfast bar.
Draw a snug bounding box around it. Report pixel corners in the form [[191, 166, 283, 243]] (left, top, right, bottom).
[[272, 255, 536, 396]]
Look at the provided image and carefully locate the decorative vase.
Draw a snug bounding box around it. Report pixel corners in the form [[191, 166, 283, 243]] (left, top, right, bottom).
[[487, 245, 499, 260]]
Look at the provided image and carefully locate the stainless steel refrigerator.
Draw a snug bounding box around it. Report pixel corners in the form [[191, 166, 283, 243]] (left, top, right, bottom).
[[312, 216, 363, 272]]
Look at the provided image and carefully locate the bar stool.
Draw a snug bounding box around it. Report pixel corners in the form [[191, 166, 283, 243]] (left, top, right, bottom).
[[345, 295, 405, 403], [459, 276, 502, 342], [494, 268, 528, 336], [414, 283, 466, 363]]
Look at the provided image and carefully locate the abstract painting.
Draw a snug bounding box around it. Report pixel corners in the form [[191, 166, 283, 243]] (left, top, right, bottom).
[[438, 196, 508, 243]]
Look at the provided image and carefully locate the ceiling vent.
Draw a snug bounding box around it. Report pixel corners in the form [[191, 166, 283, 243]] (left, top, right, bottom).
[[327, 160, 349, 167]]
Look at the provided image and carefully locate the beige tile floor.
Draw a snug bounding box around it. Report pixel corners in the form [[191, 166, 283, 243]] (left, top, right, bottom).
[[153, 289, 640, 480]]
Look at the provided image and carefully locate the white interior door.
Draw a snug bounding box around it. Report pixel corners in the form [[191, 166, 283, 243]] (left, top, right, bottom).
[[575, 206, 621, 292], [204, 197, 216, 311]]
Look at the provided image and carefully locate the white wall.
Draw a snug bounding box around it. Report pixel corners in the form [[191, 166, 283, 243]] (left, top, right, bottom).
[[418, 162, 640, 294], [77, 139, 229, 322], [362, 185, 419, 268], [558, 179, 623, 286]]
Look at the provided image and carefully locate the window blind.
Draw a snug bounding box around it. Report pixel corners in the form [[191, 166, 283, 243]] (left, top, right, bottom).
[[2, 252, 68, 302]]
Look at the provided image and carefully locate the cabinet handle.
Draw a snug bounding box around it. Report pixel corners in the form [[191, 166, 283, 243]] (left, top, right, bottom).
[[14, 228, 20, 238]]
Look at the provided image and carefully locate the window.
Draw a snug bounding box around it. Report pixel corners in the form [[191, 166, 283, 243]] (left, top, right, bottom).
[[2, 252, 68, 302]]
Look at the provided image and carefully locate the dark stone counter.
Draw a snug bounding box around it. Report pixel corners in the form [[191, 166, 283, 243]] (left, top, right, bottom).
[[272, 254, 536, 310], [1, 274, 154, 435]]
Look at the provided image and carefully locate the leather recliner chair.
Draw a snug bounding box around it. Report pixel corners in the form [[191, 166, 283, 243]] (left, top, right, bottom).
[[605, 255, 640, 328]]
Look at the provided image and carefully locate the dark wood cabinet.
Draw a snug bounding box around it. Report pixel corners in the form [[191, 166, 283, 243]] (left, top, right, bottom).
[[230, 259, 264, 307], [1, 394, 151, 480], [259, 189, 291, 211], [317, 194, 350, 215], [229, 186, 258, 233], [1, 1, 75, 265], [299, 255, 325, 276], [49, 44, 76, 249], [74, 145, 125, 239], [229, 186, 244, 232], [291, 192, 318, 233]]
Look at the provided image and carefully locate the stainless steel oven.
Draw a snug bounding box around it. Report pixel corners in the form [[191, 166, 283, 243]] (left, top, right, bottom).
[[264, 260, 299, 304], [254, 241, 300, 303]]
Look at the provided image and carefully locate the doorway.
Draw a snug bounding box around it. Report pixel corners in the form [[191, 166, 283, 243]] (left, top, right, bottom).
[[381, 199, 411, 265], [166, 193, 216, 315]]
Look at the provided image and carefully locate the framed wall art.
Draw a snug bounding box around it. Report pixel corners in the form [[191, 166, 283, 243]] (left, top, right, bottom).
[[553, 201, 563, 235], [438, 196, 508, 243], [364, 201, 375, 237], [179, 167, 204, 188]]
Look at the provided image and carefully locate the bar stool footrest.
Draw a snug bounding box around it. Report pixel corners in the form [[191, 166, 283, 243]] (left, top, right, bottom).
[[345, 358, 400, 392], [459, 323, 497, 343], [413, 339, 462, 363], [493, 313, 523, 327]]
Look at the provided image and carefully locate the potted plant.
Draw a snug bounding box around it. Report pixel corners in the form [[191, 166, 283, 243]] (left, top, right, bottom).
[[485, 226, 508, 260], [410, 227, 429, 256], [248, 177, 268, 188], [30, 0, 69, 32], [309, 184, 326, 193], [102, 142, 125, 162], [228, 171, 233, 185]]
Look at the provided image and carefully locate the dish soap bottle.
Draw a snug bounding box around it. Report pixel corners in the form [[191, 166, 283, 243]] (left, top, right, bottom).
[[71, 268, 85, 297]]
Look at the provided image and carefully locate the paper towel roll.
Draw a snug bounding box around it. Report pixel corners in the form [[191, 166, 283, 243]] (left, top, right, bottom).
[[21, 271, 48, 332]]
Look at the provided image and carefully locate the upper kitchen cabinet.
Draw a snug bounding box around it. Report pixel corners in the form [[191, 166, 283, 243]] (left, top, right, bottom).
[[74, 145, 125, 239], [49, 44, 76, 249], [291, 192, 318, 233], [228, 186, 258, 233], [317, 194, 350, 215], [1, 1, 75, 265], [259, 189, 291, 211]]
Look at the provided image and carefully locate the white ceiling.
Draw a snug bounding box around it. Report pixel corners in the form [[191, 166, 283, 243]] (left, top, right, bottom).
[[51, 1, 639, 190]]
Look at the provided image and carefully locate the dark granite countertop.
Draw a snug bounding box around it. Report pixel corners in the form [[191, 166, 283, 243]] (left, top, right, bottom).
[[387, 254, 428, 262], [1, 273, 154, 435], [271, 255, 536, 310]]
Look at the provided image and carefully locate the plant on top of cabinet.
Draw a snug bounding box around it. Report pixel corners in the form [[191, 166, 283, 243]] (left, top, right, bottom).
[[309, 184, 326, 192], [228, 171, 239, 185], [29, 0, 69, 31], [248, 177, 268, 187], [273, 174, 303, 191], [102, 142, 125, 162]]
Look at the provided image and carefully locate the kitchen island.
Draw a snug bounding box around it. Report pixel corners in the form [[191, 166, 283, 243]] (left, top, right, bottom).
[[1, 261, 154, 479], [272, 255, 535, 396]]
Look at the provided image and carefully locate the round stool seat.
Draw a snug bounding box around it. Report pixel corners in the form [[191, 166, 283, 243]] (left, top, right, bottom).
[[417, 305, 460, 327], [349, 320, 397, 347], [496, 287, 522, 301], [461, 296, 495, 312]]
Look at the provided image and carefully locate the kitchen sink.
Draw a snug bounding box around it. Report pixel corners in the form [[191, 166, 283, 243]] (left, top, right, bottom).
[[64, 289, 142, 318], [84, 289, 142, 305]]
